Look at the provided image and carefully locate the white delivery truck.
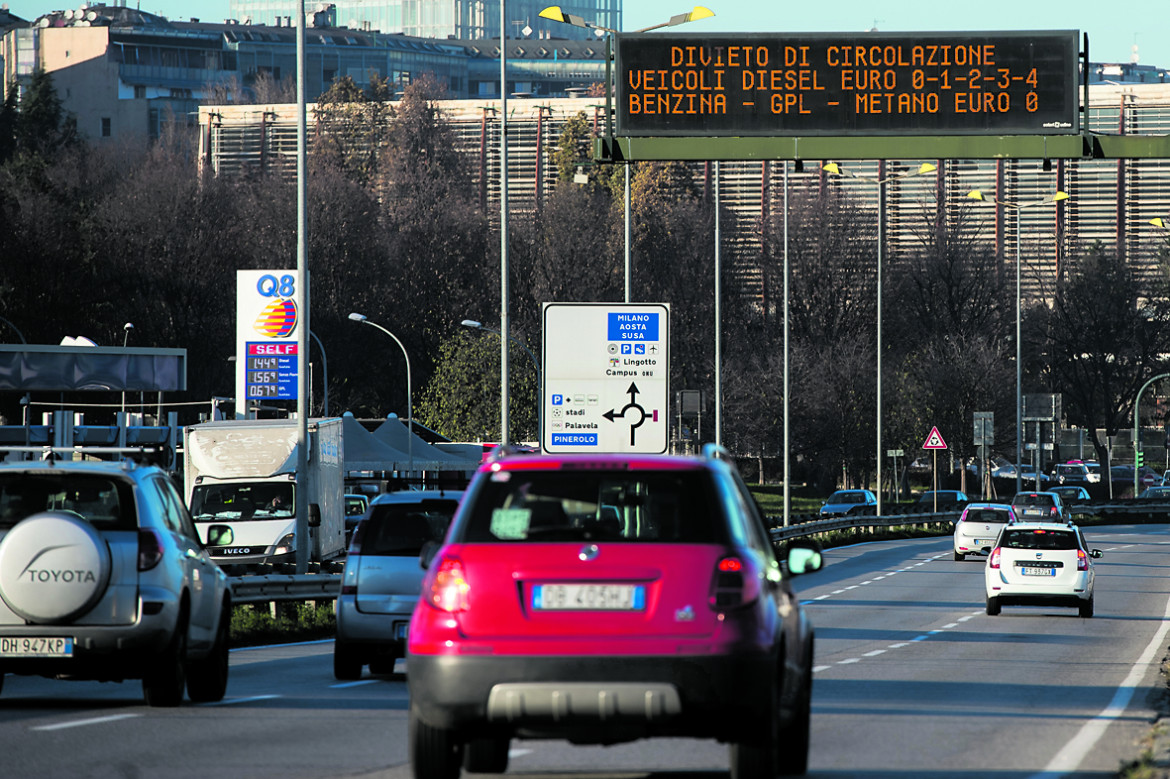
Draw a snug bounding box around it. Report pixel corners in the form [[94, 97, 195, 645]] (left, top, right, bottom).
[[184, 418, 346, 572]]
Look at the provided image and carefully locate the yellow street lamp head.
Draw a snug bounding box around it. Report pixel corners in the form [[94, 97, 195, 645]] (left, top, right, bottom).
[[670, 6, 714, 25], [1052, 191, 1069, 202], [917, 163, 938, 175], [822, 162, 842, 176], [966, 190, 988, 202], [1152, 217, 1167, 229]]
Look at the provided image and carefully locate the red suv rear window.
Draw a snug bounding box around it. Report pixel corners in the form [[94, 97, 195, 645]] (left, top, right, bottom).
[[458, 471, 724, 544]]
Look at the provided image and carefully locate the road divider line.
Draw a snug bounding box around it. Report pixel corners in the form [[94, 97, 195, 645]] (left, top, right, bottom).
[[1030, 584, 1170, 778], [331, 680, 379, 689], [33, 713, 140, 731], [204, 694, 281, 706]]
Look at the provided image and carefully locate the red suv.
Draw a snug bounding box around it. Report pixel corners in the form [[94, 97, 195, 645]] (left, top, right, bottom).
[[406, 445, 823, 779]]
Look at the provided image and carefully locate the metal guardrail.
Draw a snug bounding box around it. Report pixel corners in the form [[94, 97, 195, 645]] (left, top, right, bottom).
[[229, 574, 341, 604], [766, 499, 1170, 543], [223, 500, 1170, 602]]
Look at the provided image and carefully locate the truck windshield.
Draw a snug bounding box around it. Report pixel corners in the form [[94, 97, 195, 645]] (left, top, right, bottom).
[[190, 483, 295, 521]]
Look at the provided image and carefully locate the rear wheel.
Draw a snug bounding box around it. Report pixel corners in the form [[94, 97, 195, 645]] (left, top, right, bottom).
[[409, 707, 463, 779], [730, 670, 779, 779], [187, 604, 230, 703], [1079, 596, 1094, 618], [986, 596, 1001, 616], [333, 641, 363, 681], [463, 737, 510, 773], [954, 551, 965, 561], [776, 658, 812, 776], [143, 613, 188, 707]]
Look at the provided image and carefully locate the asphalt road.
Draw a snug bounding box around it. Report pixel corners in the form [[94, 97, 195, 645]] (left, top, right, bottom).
[[1, 525, 1168, 779]]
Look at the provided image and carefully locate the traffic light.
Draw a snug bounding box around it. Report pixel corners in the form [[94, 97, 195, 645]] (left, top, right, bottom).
[[1136, 450, 1145, 468]]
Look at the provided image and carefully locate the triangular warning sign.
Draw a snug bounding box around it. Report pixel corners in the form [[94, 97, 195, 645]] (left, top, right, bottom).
[[922, 426, 948, 450]]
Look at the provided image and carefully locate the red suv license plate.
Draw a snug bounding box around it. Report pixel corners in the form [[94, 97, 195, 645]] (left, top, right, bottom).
[[0, 637, 74, 657], [532, 584, 645, 611]]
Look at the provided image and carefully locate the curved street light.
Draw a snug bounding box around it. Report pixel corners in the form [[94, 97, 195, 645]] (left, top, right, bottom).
[[823, 161, 937, 513], [966, 188, 1070, 494], [349, 312, 412, 476], [0, 315, 27, 344], [463, 319, 541, 441]]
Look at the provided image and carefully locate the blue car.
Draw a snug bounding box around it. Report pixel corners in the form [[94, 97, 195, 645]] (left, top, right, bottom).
[[820, 489, 878, 517]]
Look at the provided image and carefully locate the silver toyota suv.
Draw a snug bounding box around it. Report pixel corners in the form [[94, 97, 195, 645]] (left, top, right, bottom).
[[0, 457, 232, 706]]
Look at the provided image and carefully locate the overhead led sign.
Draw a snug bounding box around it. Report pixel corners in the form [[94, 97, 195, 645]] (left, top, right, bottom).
[[616, 30, 1079, 136]]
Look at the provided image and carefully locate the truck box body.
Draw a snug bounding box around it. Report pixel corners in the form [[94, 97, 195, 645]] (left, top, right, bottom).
[[184, 418, 345, 568]]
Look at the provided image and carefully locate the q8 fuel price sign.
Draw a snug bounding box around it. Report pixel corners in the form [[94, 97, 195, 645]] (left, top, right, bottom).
[[616, 30, 1079, 136]]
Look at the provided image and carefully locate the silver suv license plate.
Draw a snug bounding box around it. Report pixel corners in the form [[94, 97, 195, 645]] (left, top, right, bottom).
[[0, 637, 74, 657]]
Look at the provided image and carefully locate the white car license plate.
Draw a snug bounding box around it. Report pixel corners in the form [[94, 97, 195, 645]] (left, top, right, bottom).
[[533, 584, 645, 611], [1019, 567, 1056, 576], [0, 636, 74, 657]]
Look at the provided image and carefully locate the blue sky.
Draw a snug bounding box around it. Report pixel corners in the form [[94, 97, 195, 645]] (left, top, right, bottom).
[[8, 0, 1169, 68]]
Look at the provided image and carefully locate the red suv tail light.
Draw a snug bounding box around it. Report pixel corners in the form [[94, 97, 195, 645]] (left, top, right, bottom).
[[709, 555, 760, 609], [1077, 549, 1088, 571], [138, 529, 164, 571], [989, 547, 1001, 569], [424, 555, 469, 612]]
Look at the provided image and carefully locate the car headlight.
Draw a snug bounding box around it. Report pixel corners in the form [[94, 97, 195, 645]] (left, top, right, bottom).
[[272, 533, 295, 556]]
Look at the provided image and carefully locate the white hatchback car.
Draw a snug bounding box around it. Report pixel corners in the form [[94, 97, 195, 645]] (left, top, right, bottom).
[[985, 521, 1102, 618], [953, 503, 1015, 560]]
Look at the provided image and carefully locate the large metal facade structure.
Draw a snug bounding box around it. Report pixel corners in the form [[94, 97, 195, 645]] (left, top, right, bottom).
[[198, 84, 1170, 303]]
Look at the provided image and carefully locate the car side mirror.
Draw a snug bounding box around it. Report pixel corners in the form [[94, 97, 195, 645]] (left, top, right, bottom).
[[308, 503, 321, 528], [785, 540, 824, 576], [1091, 549, 1103, 559]]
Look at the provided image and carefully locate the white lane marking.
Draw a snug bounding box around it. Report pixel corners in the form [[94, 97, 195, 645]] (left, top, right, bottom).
[[837, 658, 860, 665], [958, 615, 976, 622], [812, 665, 831, 673], [508, 749, 534, 758], [331, 680, 379, 689], [813, 594, 832, 600], [941, 623, 959, 629], [859, 581, 874, 586], [33, 713, 141, 731], [888, 643, 911, 649], [1029, 585, 1170, 778], [863, 650, 887, 657], [204, 694, 282, 706]]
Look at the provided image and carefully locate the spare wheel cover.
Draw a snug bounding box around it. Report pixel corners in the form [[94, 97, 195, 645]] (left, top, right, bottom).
[[0, 512, 113, 624]]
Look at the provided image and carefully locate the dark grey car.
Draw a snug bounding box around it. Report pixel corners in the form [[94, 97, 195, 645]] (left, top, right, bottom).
[[333, 489, 462, 679]]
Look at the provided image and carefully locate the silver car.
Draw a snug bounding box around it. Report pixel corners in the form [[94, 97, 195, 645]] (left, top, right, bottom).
[[333, 489, 462, 680], [0, 458, 232, 706]]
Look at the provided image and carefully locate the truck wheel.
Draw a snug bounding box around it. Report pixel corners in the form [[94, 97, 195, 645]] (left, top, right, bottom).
[[143, 614, 188, 707], [187, 604, 230, 703], [333, 640, 363, 681], [463, 737, 509, 773], [410, 706, 463, 779]]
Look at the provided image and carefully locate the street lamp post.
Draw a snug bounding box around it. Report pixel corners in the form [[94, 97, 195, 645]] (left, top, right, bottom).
[[1133, 373, 1170, 498], [463, 319, 541, 442], [121, 323, 134, 415], [967, 188, 1069, 494], [823, 161, 937, 514], [349, 312, 413, 476]]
